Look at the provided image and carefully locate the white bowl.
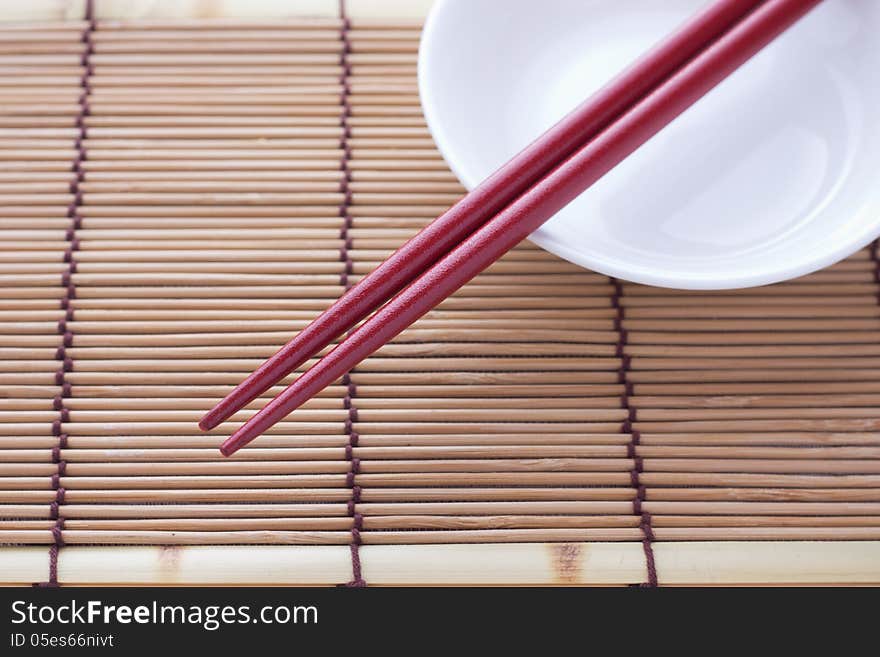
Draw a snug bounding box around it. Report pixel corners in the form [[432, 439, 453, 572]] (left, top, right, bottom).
[[418, 0, 880, 289]]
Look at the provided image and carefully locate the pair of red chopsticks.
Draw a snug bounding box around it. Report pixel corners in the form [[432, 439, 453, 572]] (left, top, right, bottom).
[[202, 0, 823, 456]]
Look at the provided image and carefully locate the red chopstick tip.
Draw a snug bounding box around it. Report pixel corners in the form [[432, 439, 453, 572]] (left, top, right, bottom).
[[198, 416, 214, 432], [219, 440, 238, 457], [219, 425, 258, 456]]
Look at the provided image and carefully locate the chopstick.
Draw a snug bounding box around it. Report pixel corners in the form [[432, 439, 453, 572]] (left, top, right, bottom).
[[199, 0, 767, 432], [219, 0, 822, 456]]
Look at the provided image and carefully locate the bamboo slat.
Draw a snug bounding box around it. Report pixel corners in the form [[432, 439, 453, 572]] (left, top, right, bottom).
[[2, 543, 879, 585]]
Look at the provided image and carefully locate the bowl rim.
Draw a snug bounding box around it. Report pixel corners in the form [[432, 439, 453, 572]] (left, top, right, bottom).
[[417, 0, 880, 290]]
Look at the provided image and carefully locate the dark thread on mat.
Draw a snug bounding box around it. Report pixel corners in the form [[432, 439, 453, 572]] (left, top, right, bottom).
[[37, 0, 94, 589], [343, 373, 365, 587], [612, 278, 657, 587], [338, 0, 365, 588], [337, 7, 354, 288], [871, 239, 880, 304]]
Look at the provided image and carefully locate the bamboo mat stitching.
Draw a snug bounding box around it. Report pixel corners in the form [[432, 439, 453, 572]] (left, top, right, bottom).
[[38, 0, 96, 588], [871, 240, 880, 301], [614, 278, 657, 586], [339, 0, 366, 588]]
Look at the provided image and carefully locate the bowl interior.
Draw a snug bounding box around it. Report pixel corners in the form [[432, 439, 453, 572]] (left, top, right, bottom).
[[419, 0, 880, 289]]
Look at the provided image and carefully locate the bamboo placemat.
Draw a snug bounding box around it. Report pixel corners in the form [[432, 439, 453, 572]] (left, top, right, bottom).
[[1, 0, 879, 586]]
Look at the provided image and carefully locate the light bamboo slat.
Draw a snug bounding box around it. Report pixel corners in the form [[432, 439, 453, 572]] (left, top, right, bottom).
[[1, 543, 878, 585]]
